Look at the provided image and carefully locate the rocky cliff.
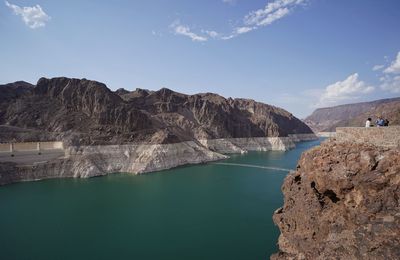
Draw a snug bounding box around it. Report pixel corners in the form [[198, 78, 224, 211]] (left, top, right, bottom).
[[0, 77, 313, 145], [0, 77, 317, 185], [272, 139, 400, 259], [304, 97, 400, 132]]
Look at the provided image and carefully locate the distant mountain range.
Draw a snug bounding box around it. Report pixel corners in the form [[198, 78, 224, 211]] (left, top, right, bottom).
[[0, 77, 313, 145], [304, 97, 400, 132]]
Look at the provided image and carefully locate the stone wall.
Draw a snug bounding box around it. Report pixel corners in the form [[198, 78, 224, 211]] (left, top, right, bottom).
[[0, 143, 10, 152], [317, 132, 336, 138], [336, 126, 400, 148], [0, 141, 64, 152]]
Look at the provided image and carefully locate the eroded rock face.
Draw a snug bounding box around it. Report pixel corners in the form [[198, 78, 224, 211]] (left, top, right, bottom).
[[0, 77, 313, 145], [272, 140, 400, 260]]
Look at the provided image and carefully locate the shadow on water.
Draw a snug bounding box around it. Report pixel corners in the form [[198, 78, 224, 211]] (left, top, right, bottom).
[[0, 139, 322, 260]]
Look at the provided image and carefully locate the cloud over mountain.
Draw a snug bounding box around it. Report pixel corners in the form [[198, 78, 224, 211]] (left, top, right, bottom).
[[5, 1, 50, 29], [316, 73, 374, 107]]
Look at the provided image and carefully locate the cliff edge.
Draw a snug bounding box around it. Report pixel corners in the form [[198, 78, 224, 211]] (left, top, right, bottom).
[[272, 138, 400, 259]]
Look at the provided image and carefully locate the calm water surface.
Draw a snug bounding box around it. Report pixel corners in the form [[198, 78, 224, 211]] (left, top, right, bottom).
[[0, 139, 321, 260]]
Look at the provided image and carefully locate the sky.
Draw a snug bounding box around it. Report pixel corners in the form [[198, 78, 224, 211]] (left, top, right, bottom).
[[1, 0, 400, 118]]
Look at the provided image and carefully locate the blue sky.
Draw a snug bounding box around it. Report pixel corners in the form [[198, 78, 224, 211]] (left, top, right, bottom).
[[1, 0, 400, 118]]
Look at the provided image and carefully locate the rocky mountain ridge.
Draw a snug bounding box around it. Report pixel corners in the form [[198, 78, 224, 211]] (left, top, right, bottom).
[[0, 77, 313, 145], [305, 97, 400, 132], [0, 77, 317, 185]]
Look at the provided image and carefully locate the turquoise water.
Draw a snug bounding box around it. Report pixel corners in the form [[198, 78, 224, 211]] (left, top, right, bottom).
[[0, 139, 321, 260]]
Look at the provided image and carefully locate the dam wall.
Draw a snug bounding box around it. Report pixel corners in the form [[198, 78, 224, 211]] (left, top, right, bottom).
[[0, 141, 64, 153], [336, 126, 400, 148], [0, 141, 64, 152]]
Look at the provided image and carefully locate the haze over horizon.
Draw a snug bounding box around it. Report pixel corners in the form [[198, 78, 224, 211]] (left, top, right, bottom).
[[1, 0, 400, 118]]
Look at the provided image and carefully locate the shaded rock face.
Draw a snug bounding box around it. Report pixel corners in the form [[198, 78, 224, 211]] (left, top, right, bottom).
[[272, 140, 400, 260], [305, 97, 400, 132], [0, 77, 313, 144]]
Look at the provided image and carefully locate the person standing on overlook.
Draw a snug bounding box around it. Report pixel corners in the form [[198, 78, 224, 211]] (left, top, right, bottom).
[[365, 118, 372, 127]]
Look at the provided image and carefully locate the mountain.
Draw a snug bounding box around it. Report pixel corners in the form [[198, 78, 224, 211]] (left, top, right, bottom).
[[304, 98, 400, 132], [0, 77, 313, 145]]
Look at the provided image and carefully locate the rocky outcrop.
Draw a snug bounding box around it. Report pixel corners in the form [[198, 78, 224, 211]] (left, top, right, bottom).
[[304, 97, 400, 132], [0, 77, 313, 145], [272, 140, 400, 259]]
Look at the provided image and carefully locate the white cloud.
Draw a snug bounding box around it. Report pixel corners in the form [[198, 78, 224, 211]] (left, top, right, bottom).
[[372, 64, 384, 71], [376, 52, 400, 93], [222, 0, 236, 4], [383, 51, 400, 74], [170, 21, 207, 42], [170, 0, 307, 42], [203, 30, 219, 38], [380, 75, 400, 93], [257, 7, 290, 26], [151, 30, 163, 37], [221, 0, 305, 39], [5, 1, 50, 29], [316, 73, 375, 107], [221, 35, 235, 40], [235, 26, 254, 34], [244, 0, 305, 26]]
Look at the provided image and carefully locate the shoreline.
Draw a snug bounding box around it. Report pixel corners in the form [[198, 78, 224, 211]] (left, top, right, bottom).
[[0, 134, 317, 186]]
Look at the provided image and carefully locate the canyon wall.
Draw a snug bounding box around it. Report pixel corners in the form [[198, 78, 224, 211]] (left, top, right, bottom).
[[0, 77, 317, 185]]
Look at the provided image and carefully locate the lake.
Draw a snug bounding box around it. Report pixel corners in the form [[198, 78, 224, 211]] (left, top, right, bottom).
[[0, 139, 321, 260]]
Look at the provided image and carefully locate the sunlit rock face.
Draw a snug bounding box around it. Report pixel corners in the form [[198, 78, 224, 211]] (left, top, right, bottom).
[[272, 139, 400, 260], [0, 77, 314, 145]]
